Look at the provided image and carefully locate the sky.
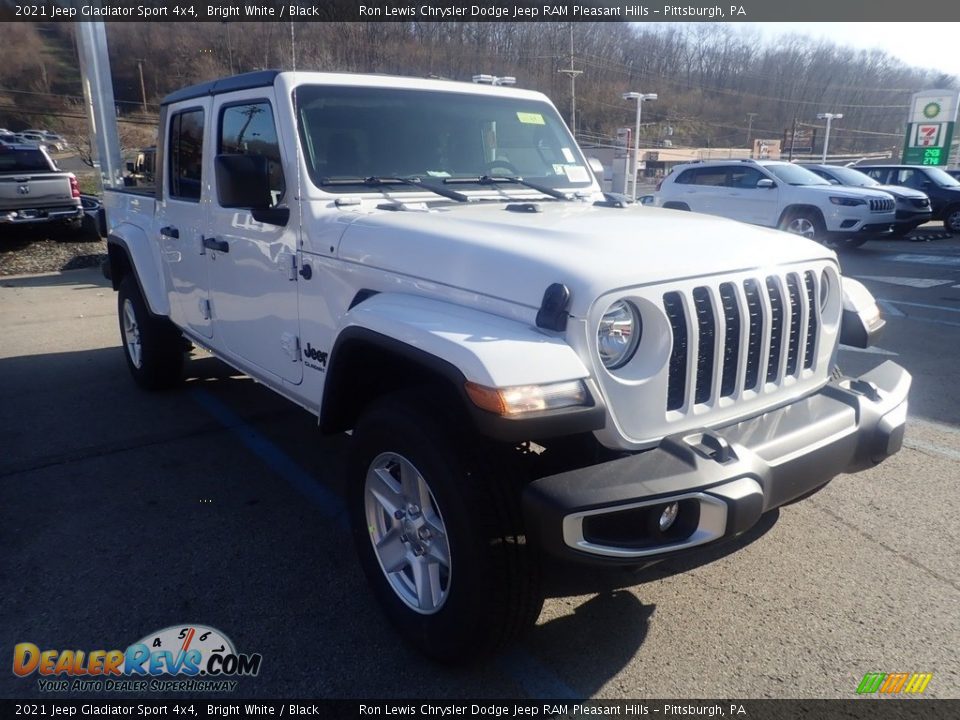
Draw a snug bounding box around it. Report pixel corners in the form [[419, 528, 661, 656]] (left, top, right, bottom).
[[743, 23, 960, 80]]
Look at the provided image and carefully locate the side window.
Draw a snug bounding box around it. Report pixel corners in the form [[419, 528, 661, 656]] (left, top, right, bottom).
[[219, 101, 285, 206], [863, 169, 886, 183], [675, 169, 697, 184], [169, 109, 205, 202], [729, 167, 765, 188], [898, 169, 922, 189], [691, 167, 728, 186]]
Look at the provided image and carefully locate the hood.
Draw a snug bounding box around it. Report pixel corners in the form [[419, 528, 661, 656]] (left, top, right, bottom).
[[335, 201, 835, 317], [872, 184, 928, 200], [798, 185, 891, 201]]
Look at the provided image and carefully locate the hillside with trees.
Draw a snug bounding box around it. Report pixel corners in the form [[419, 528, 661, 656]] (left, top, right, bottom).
[[1, 22, 956, 155]]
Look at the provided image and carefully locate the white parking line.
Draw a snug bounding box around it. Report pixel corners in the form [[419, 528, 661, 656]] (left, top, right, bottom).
[[855, 275, 953, 288], [839, 345, 898, 356], [885, 253, 960, 267], [878, 299, 960, 314]]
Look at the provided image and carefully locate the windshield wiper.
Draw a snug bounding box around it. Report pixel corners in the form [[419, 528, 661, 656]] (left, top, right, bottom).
[[444, 175, 570, 200], [319, 175, 469, 203]]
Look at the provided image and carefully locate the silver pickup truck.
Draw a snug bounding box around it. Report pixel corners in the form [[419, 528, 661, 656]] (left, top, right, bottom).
[[0, 143, 83, 232]]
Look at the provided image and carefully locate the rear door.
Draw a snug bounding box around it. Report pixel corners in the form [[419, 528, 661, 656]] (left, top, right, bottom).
[[156, 101, 213, 338], [207, 91, 302, 385]]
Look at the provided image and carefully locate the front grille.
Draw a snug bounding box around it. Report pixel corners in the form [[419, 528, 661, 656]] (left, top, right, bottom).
[[663, 270, 821, 412], [869, 197, 895, 212]]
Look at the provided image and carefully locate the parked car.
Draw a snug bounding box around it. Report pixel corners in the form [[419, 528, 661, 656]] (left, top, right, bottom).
[[945, 169, 960, 182], [800, 163, 932, 237], [14, 133, 49, 152], [102, 70, 910, 660], [40, 132, 67, 152], [654, 159, 896, 248], [857, 164, 960, 234], [0, 143, 83, 232]]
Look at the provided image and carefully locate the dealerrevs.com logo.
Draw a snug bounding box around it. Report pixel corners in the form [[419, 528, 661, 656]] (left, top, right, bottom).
[[13, 624, 261, 693]]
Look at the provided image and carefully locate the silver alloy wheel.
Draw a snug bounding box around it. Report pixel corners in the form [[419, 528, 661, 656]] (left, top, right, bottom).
[[364, 452, 452, 614], [122, 298, 143, 368], [786, 216, 816, 239]]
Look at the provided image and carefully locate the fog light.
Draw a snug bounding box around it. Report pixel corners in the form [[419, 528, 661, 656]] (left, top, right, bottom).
[[659, 502, 679, 531]]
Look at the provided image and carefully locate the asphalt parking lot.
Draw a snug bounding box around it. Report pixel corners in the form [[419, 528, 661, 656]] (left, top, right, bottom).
[[1, 235, 959, 700]]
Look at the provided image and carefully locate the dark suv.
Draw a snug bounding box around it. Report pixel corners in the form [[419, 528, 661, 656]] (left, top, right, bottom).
[[857, 164, 960, 233]]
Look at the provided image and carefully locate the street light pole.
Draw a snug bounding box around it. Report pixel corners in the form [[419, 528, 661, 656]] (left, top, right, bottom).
[[622, 91, 657, 201], [817, 112, 843, 163]]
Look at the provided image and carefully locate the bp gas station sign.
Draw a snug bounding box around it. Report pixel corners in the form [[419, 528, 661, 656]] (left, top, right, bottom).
[[902, 90, 959, 166]]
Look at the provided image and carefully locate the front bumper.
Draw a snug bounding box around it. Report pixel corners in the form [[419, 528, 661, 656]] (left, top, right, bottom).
[[523, 361, 910, 565]]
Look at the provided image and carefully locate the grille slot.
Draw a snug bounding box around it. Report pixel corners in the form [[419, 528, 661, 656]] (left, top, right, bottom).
[[765, 277, 784, 383], [664, 291, 688, 411], [785, 274, 803, 376], [743, 279, 764, 391], [692, 288, 716, 404], [803, 271, 818, 369], [718, 283, 740, 397]]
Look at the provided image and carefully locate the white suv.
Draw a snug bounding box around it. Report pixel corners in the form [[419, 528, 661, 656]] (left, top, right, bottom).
[[655, 160, 896, 249]]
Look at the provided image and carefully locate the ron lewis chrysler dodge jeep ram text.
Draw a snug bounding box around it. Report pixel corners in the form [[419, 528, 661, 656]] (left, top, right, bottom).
[[102, 71, 911, 661]]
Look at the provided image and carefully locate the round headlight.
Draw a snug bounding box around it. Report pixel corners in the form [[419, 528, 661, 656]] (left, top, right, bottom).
[[820, 270, 831, 311], [598, 300, 641, 370]]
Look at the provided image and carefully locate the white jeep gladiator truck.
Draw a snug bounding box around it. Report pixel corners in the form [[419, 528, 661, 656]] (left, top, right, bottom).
[[102, 71, 911, 661]]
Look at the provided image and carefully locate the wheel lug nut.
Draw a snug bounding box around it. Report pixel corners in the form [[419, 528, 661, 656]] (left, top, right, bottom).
[[418, 527, 431, 540], [408, 504, 420, 517], [394, 509, 406, 519], [412, 544, 425, 557], [400, 533, 409, 544]]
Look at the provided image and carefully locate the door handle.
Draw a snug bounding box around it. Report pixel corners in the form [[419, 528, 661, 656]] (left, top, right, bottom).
[[160, 226, 179, 239], [202, 236, 229, 253]]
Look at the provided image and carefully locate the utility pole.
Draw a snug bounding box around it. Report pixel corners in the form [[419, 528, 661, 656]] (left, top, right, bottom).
[[136, 59, 147, 114], [817, 112, 843, 163], [557, 24, 583, 138], [788, 116, 798, 162], [746, 112, 758, 146]]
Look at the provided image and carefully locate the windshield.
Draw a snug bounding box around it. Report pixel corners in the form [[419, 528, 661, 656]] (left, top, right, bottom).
[[765, 163, 831, 186], [923, 167, 960, 187], [294, 85, 592, 192], [822, 166, 879, 187]]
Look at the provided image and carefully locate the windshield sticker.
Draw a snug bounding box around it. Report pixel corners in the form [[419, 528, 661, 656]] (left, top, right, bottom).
[[516, 112, 545, 125], [561, 148, 575, 162], [564, 165, 590, 183], [552, 164, 567, 175], [426, 170, 451, 177]]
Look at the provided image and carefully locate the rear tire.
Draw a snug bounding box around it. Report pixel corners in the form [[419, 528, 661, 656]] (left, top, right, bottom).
[[348, 390, 543, 662], [118, 275, 184, 390]]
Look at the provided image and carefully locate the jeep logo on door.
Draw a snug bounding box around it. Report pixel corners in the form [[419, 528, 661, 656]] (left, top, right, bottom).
[[303, 343, 328, 371], [17, 184, 29, 195]]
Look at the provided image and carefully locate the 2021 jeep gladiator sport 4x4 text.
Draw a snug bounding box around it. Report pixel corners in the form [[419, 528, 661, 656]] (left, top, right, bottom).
[[102, 71, 911, 661]]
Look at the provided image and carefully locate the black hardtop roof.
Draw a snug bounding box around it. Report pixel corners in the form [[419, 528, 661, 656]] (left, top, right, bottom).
[[161, 70, 281, 106]]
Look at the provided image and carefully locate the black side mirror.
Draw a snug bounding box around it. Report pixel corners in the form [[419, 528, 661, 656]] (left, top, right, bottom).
[[214, 154, 288, 226]]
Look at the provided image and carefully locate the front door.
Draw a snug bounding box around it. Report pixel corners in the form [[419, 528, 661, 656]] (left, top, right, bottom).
[[207, 93, 302, 385]]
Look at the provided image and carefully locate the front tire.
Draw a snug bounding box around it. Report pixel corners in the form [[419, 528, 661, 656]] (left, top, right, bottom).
[[779, 209, 825, 242], [943, 205, 960, 234], [117, 275, 184, 390], [348, 391, 542, 662]]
